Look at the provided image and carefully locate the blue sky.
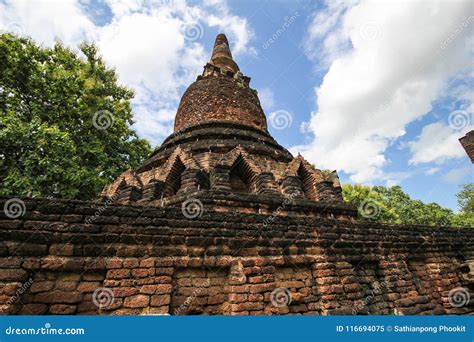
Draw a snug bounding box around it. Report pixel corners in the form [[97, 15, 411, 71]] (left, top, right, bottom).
[[1, 0, 472, 210]]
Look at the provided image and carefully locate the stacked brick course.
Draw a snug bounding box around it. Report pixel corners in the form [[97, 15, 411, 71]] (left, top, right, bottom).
[[0, 197, 472, 315]]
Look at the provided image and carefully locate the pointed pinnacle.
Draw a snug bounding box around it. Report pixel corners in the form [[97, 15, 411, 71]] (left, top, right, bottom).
[[210, 33, 240, 74]]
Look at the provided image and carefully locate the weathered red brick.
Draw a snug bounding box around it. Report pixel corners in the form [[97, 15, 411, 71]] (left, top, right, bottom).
[[150, 294, 170, 306], [34, 291, 83, 304], [0, 269, 27, 281], [106, 259, 123, 269], [124, 295, 149, 308], [30, 281, 55, 293], [77, 282, 101, 292], [155, 284, 172, 295], [20, 304, 48, 315], [106, 269, 130, 279], [112, 287, 138, 298], [49, 304, 77, 314]]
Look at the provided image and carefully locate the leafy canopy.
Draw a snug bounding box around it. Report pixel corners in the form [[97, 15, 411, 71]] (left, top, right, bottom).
[[451, 183, 474, 227], [0, 34, 152, 200], [342, 183, 473, 228]]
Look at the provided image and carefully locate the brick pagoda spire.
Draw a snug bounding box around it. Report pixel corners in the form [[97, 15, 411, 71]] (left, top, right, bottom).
[[174, 33, 267, 133], [208, 33, 239, 74], [100, 34, 356, 219]]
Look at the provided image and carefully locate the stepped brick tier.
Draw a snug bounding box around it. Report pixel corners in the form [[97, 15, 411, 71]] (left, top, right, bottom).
[[0, 197, 473, 315], [0, 34, 472, 315], [99, 33, 347, 214]]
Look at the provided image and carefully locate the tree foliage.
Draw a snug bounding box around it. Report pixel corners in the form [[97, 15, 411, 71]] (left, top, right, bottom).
[[456, 183, 474, 213], [342, 184, 473, 228], [0, 34, 151, 200], [451, 183, 474, 227], [341, 184, 399, 223]]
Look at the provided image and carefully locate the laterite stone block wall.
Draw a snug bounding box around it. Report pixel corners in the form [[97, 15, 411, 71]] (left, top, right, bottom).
[[459, 130, 474, 163], [0, 197, 472, 315]]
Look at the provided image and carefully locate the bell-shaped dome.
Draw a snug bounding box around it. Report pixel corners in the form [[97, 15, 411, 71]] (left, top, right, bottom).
[[174, 34, 268, 133]]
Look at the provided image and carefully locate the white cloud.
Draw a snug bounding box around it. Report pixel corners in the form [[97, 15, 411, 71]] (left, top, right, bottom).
[[294, 0, 473, 184], [0, 0, 95, 45], [0, 0, 254, 146], [133, 107, 176, 145], [258, 87, 275, 112], [442, 166, 472, 183], [204, 0, 255, 55], [447, 79, 474, 114], [408, 122, 472, 165], [305, 0, 352, 66], [100, 12, 184, 94], [425, 167, 440, 175]]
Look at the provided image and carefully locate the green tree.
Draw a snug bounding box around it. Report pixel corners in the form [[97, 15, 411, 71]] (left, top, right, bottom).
[[451, 183, 474, 227], [456, 183, 474, 213], [372, 185, 454, 226], [342, 184, 458, 227], [342, 184, 399, 223], [0, 34, 151, 200]]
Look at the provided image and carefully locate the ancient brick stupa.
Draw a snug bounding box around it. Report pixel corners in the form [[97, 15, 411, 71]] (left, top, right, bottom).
[[0, 34, 472, 316], [99, 34, 355, 220]]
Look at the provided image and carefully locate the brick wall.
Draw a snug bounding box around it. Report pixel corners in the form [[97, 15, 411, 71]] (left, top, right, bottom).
[[459, 130, 474, 163], [0, 197, 472, 315]]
